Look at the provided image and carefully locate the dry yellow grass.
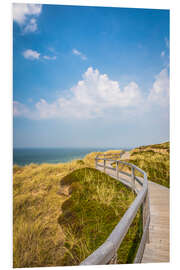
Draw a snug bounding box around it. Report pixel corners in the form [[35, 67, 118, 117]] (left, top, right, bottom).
[[13, 150, 119, 267], [125, 142, 170, 187], [13, 144, 169, 267], [13, 160, 87, 267], [14, 148, 147, 267]]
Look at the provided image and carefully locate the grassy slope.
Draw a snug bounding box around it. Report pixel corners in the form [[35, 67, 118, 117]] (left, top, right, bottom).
[[13, 143, 169, 267], [14, 149, 138, 267], [125, 142, 170, 188], [58, 168, 141, 265]]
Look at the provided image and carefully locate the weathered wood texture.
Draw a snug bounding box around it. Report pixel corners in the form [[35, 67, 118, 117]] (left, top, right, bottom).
[[141, 181, 169, 263]]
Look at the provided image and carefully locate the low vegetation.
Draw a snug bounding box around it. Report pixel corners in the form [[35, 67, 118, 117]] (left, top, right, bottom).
[[13, 149, 141, 267], [121, 142, 170, 188], [13, 143, 169, 267], [58, 168, 142, 265], [13, 161, 77, 267]]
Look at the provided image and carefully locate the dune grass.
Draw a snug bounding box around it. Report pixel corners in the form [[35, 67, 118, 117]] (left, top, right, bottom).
[[13, 143, 169, 267], [120, 142, 170, 188], [58, 168, 142, 265], [13, 149, 142, 267], [13, 160, 86, 267]]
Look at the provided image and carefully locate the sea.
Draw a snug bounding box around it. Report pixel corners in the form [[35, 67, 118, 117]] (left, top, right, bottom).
[[13, 147, 130, 166]]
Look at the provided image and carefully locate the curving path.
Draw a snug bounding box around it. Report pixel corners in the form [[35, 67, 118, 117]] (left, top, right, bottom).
[[97, 152, 169, 263]]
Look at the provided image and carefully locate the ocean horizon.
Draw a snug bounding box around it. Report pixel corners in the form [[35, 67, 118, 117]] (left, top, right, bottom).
[[13, 147, 131, 166]]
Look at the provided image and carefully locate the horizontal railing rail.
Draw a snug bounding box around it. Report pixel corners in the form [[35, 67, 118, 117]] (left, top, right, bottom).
[[80, 153, 150, 265]]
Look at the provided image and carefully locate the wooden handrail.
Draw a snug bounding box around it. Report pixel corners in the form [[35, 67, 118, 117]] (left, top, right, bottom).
[[80, 153, 150, 265]]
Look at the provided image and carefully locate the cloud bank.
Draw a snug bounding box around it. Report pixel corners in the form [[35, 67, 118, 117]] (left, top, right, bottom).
[[13, 67, 169, 120]]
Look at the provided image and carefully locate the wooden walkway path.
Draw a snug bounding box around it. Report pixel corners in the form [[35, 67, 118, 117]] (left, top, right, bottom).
[[97, 153, 169, 264], [121, 151, 170, 263], [141, 181, 169, 263]]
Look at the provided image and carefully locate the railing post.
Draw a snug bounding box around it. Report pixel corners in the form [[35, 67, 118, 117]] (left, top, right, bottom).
[[131, 166, 135, 191], [104, 159, 106, 173], [116, 161, 119, 179], [108, 252, 117, 264], [143, 192, 150, 243], [95, 158, 98, 169], [146, 194, 150, 243]]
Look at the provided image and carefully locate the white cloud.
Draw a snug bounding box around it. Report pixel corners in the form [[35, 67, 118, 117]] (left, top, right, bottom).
[[161, 39, 169, 68], [148, 68, 169, 106], [13, 101, 30, 117], [72, 48, 87, 60], [22, 49, 57, 61], [13, 3, 42, 33], [43, 55, 57, 60], [13, 67, 169, 120], [23, 49, 40, 60], [161, 51, 165, 57], [71, 67, 142, 108], [23, 18, 38, 33], [13, 67, 144, 119], [165, 37, 169, 48], [13, 3, 42, 24], [72, 49, 81, 56]]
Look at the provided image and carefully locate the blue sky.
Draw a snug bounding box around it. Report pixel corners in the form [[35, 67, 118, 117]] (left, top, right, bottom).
[[13, 4, 169, 148]]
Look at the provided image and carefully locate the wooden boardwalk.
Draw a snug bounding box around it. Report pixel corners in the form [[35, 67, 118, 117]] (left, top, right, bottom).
[[97, 155, 169, 264], [141, 181, 169, 263]]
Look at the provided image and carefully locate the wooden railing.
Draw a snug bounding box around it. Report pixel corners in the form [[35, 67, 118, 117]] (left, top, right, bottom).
[[80, 153, 150, 265]]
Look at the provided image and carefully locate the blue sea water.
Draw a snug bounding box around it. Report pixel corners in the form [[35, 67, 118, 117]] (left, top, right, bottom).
[[13, 147, 122, 166]]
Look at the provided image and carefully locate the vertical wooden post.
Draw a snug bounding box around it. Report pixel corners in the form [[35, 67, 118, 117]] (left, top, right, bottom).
[[95, 158, 97, 169], [131, 166, 135, 191], [116, 161, 119, 179], [146, 193, 150, 243], [143, 192, 150, 243], [109, 252, 117, 264], [143, 194, 147, 230], [104, 159, 106, 173]]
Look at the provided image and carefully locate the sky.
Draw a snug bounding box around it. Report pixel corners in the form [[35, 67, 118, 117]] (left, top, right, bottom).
[[13, 3, 169, 148]]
